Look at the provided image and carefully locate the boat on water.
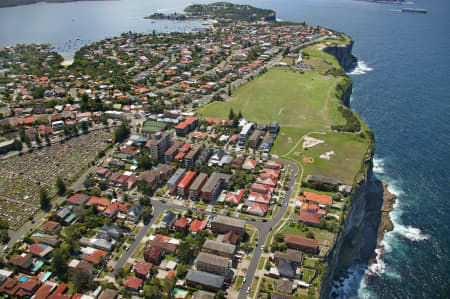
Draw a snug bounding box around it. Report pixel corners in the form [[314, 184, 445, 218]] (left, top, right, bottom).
[[401, 8, 427, 13]]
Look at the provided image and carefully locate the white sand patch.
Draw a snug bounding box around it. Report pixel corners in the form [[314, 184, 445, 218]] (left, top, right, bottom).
[[287, 137, 292, 143], [320, 150, 335, 160], [302, 136, 324, 149]]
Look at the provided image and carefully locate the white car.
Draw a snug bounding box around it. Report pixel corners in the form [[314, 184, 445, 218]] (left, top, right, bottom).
[[246, 287, 250, 294], [243, 277, 247, 283], [261, 246, 264, 250]]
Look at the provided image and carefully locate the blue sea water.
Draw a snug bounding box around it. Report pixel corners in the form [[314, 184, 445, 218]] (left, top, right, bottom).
[[0, 0, 449, 297]]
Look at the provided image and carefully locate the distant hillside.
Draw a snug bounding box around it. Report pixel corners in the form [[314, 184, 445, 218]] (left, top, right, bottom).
[[185, 2, 276, 22], [0, 0, 108, 8]]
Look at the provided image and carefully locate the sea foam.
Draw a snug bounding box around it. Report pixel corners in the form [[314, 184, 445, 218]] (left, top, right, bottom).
[[348, 60, 374, 75]]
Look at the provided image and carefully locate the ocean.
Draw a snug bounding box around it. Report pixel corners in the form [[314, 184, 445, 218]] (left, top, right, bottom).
[[1, 0, 449, 297]]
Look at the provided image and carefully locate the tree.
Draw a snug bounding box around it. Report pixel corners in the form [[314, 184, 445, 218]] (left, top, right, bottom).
[[142, 207, 152, 224], [39, 188, 50, 210], [71, 268, 91, 293], [51, 247, 68, 279], [0, 218, 9, 244], [80, 121, 89, 134], [35, 132, 41, 147], [56, 176, 66, 196], [12, 139, 22, 152], [143, 284, 160, 298], [114, 123, 130, 143], [24, 135, 31, 149], [138, 154, 153, 170], [228, 108, 235, 120]]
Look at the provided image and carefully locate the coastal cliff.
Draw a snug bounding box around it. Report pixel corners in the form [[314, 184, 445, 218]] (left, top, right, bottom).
[[319, 40, 394, 298], [324, 40, 357, 72]]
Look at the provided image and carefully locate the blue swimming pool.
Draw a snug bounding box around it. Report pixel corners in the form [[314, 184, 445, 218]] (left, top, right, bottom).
[[18, 275, 29, 282]]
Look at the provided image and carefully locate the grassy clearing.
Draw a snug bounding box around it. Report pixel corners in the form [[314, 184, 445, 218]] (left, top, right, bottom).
[[302, 268, 315, 282], [197, 67, 345, 132], [257, 257, 266, 270], [281, 223, 335, 244], [235, 276, 244, 290], [288, 132, 369, 185], [303, 257, 318, 269]]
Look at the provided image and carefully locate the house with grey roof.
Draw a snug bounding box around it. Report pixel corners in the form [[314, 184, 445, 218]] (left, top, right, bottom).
[[185, 269, 224, 291]]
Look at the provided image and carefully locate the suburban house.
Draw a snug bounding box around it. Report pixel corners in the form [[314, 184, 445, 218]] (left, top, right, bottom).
[[211, 215, 246, 236], [185, 269, 224, 292], [194, 252, 231, 276], [202, 239, 236, 258], [285, 235, 319, 254]]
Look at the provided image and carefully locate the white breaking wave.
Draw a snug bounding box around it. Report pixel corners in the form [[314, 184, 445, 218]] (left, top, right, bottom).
[[348, 60, 374, 75], [368, 247, 386, 276], [373, 157, 385, 174], [386, 187, 429, 242], [331, 264, 376, 299]]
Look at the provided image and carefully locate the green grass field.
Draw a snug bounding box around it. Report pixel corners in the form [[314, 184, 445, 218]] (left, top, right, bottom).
[[196, 42, 371, 186], [198, 66, 346, 132], [288, 132, 369, 185]]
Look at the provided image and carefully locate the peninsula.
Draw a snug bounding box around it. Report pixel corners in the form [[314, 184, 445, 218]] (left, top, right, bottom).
[[0, 3, 389, 299]]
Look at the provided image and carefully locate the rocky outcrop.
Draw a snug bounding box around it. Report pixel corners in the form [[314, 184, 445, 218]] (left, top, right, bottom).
[[324, 40, 357, 72], [378, 182, 396, 236]]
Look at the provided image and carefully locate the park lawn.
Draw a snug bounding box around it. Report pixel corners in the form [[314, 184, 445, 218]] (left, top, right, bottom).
[[197, 67, 346, 132], [281, 223, 335, 244], [271, 126, 310, 156], [288, 132, 370, 185], [257, 257, 266, 270]]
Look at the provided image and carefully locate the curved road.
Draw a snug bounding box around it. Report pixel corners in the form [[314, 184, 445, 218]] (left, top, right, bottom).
[[109, 156, 298, 299]]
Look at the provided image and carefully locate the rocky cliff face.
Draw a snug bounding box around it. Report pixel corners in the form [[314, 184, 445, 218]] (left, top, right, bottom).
[[324, 40, 358, 72], [319, 157, 384, 298], [319, 39, 395, 298]]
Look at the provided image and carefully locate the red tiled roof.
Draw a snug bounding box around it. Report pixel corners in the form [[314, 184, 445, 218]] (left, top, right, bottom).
[[167, 270, 177, 279], [43, 220, 60, 232], [30, 243, 44, 255], [177, 171, 196, 188], [224, 189, 245, 204], [285, 234, 318, 249], [33, 283, 53, 299], [124, 276, 143, 290], [66, 193, 89, 205], [248, 192, 271, 204], [179, 143, 191, 153], [248, 203, 268, 215], [104, 202, 119, 216], [84, 250, 107, 264], [223, 231, 239, 245], [174, 217, 189, 228], [86, 196, 110, 207], [189, 219, 208, 233], [134, 262, 152, 276], [303, 192, 332, 206], [299, 210, 321, 225]]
